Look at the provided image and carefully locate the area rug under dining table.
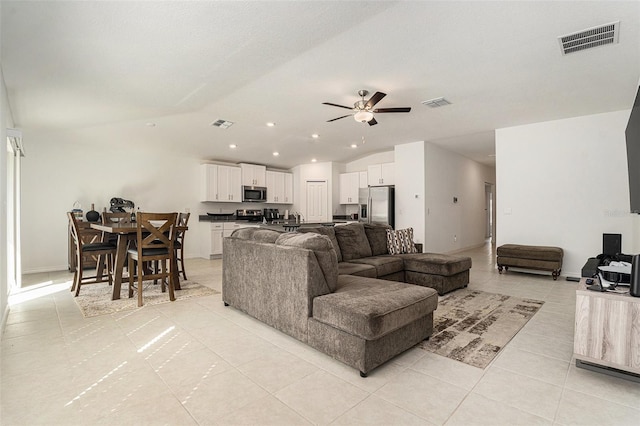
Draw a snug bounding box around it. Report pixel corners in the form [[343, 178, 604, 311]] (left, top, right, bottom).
[[418, 289, 544, 368], [74, 280, 219, 317]]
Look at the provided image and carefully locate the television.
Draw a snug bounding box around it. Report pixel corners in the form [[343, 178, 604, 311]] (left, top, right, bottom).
[[626, 84, 640, 213]]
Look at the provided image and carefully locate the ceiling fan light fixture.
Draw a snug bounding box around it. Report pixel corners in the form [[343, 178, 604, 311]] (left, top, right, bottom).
[[354, 110, 374, 123]]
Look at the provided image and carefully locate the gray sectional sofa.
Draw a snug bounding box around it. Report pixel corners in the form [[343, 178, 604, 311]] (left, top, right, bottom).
[[222, 223, 472, 376]]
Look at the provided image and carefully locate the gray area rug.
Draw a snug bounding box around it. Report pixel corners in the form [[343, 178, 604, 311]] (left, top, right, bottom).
[[74, 280, 219, 317], [418, 289, 544, 368]]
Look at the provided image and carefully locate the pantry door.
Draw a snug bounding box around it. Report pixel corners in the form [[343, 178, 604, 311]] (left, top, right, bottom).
[[305, 180, 328, 223]]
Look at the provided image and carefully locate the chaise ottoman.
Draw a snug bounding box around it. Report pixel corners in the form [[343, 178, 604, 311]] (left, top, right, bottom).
[[497, 244, 563, 280], [400, 253, 472, 295]]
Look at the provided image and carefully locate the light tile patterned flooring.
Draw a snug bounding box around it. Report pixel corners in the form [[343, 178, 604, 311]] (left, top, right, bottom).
[[2, 244, 639, 425]]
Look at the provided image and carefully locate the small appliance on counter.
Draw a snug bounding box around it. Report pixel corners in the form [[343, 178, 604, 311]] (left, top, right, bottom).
[[263, 208, 280, 222], [236, 209, 264, 222]]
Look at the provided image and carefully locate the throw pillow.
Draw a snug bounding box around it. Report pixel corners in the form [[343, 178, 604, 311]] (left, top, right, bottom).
[[386, 228, 418, 255]]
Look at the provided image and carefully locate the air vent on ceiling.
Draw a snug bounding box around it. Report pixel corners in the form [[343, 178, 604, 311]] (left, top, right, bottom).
[[558, 21, 620, 55], [211, 119, 234, 129], [421, 97, 451, 108]]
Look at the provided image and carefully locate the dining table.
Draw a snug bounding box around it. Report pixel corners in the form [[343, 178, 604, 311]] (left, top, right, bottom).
[[90, 222, 188, 300]]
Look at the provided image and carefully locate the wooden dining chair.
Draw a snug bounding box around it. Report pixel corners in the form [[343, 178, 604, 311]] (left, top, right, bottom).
[[67, 212, 117, 296], [128, 212, 178, 307], [175, 212, 190, 281]]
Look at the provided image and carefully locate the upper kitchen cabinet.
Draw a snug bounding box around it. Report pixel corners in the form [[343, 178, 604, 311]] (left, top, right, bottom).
[[200, 164, 218, 201], [218, 165, 242, 202], [200, 164, 241, 202], [240, 163, 266, 186], [368, 162, 395, 186], [339, 172, 359, 204], [266, 170, 293, 204]]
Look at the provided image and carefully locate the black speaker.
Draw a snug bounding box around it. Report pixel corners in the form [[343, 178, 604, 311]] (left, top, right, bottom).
[[603, 233, 622, 256], [631, 254, 640, 297]]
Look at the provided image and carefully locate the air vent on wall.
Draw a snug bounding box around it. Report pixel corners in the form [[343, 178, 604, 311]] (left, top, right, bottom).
[[421, 97, 451, 108], [558, 21, 620, 55], [211, 119, 234, 129]]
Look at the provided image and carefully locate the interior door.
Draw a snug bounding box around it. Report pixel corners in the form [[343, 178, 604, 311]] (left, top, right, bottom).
[[306, 180, 327, 223]]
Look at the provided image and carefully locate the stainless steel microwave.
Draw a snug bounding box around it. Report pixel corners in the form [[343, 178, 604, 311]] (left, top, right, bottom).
[[242, 186, 267, 202]]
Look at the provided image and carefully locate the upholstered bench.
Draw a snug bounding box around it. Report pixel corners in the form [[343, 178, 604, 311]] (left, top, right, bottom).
[[496, 244, 563, 280], [401, 253, 472, 295]]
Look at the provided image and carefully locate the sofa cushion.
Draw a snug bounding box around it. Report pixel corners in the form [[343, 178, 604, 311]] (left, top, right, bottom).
[[297, 226, 343, 262], [338, 262, 377, 278], [386, 228, 418, 255], [334, 223, 372, 261], [276, 233, 339, 291], [313, 279, 438, 340], [231, 227, 282, 243], [400, 253, 472, 276], [364, 223, 392, 256], [350, 255, 404, 277]]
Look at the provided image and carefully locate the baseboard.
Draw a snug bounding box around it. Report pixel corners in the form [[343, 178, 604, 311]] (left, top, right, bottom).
[[446, 242, 486, 255], [0, 304, 10, 340], [22, 265, 69, 275]]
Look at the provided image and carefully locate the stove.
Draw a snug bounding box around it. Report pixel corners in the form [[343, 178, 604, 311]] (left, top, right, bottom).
[[236, 209, 264, 222]]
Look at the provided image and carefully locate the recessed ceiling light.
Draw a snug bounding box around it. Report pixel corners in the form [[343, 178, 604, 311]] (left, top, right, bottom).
[[350, 144, 358, 148], [311, 158, 317, 163], [145, 122, 156, 127], [266, 122, 276, 127], [273, 151, 279, 156], [229, 144, 237, 149], [311, 134, 319, 139]]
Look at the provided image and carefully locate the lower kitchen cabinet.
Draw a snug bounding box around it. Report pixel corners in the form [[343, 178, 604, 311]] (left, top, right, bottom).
[[207, 222, 259, 258]]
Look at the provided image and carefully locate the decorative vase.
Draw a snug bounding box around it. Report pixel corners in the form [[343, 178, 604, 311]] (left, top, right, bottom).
[[86, 203, 100, 222]]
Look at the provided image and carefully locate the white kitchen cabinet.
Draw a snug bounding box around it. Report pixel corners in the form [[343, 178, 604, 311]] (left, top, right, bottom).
[[266, 170, 293, 204], [210, 223, 224, 256], [359, 171, 368, 188], [200, 164, 241, 202], [367, 162, 395, 186], [208, 222, 260, 258], [240, 163, 266, 186], [339, 172, 360, 204], [283, 172, 293, 203], [200, 164, 218, 202], [218, 165, 242, 202]]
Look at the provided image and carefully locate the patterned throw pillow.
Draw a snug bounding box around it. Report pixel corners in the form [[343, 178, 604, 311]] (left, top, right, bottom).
[[386, 228, 418, 255]]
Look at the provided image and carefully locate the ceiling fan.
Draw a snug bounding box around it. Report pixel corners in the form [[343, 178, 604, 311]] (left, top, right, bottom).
[[323, 90, 411, 126]]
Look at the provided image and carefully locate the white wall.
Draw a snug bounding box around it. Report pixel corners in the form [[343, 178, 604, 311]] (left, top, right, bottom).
[[423, 142, 494, 253], [394, 141, 426, 244], [1, 66, 14, 333], [496, 110, 636, 277], [345, 150, 394, 173], [20, 126, 209, 272]]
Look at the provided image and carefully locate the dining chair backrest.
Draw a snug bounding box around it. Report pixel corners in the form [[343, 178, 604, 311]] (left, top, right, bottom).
[[177, 212, 190, 228], [135, 212, 177, 253]]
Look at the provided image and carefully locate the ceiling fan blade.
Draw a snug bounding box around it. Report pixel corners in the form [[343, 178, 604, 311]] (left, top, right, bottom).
[[374, 107, 411, 113], [327, 114, 352, 122], [368, 117, 378, 126], [322, 102, 353, 110], [365, 92, 386, 109]]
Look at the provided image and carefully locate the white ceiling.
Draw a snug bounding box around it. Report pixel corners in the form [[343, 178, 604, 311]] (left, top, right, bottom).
[[2, 1, 639, 168]]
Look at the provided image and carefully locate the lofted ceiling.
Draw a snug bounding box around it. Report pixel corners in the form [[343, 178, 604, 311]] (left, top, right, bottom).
[[2, 1, 639, 169]]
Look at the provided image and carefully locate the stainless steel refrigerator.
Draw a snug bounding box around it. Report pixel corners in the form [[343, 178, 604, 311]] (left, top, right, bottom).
[[358, 186, 395, 228]]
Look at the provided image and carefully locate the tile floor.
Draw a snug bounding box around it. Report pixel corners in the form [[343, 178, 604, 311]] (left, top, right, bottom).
[[2, 244, 639, 425]]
